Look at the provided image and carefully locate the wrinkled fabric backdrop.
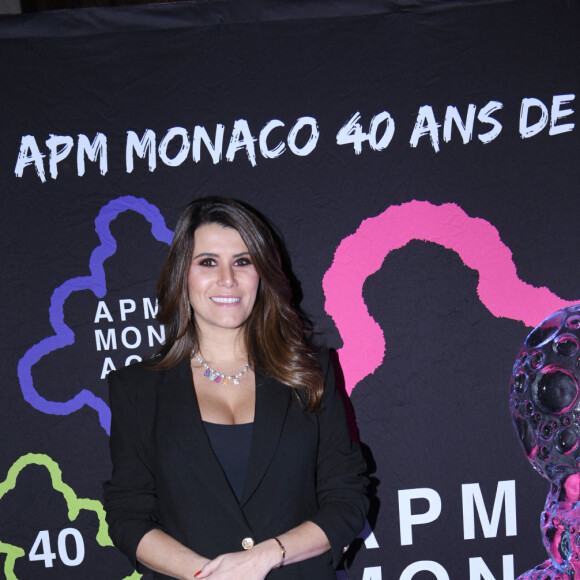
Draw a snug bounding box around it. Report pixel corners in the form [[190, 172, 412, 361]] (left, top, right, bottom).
[[1, 1, 579, 578]]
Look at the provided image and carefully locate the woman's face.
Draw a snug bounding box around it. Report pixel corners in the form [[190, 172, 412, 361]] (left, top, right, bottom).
[[187, 223, 260, 336]]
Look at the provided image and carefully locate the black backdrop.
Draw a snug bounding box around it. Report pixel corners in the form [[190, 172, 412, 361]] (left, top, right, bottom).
[[1, 1, 579, 578]]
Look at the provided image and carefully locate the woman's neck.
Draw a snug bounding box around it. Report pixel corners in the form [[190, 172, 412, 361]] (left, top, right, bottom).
[[196, 328, 247, 364]]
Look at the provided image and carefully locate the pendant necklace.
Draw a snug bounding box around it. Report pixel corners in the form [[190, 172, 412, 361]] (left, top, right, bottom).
[[193, 352, 250, 386]]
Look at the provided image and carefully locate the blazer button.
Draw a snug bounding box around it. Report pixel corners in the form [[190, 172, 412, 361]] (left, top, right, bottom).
[[241, 537, 255, 550]]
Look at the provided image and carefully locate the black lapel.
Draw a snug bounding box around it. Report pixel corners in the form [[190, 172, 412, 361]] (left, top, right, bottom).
[[157, 360, 238, 500], [240, 368, 291, 506]]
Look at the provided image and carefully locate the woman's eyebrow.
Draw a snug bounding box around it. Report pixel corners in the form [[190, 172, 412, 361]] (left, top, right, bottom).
[[192, 251, 250, 259], [192, 252, 218, 259]]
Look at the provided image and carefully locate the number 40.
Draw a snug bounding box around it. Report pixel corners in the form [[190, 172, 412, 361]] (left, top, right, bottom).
[[336, 111, 395, 154], [29, 528, 85, 567]]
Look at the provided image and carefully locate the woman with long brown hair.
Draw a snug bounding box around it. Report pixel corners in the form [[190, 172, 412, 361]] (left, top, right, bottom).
[[103, 196, 368, 579]]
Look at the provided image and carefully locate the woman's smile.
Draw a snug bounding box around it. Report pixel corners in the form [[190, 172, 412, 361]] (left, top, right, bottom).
[[210, 296, 242, 305]]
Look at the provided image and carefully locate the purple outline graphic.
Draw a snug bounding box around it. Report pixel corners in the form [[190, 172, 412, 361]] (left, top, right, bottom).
[[17, 196, 173, 435], [323, 200, 577, 395]]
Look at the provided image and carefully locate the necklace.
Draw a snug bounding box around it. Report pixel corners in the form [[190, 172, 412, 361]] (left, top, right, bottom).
[[193, 352, 250, 386]]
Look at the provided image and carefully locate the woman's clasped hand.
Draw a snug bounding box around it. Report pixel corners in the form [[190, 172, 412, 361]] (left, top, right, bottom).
[[193, 540, 280, 579]]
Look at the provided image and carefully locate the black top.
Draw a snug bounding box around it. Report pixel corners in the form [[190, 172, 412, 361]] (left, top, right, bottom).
[[203, 421, 254, 501]]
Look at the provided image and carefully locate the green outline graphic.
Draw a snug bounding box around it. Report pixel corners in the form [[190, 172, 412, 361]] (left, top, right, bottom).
[[0, 453, 141, 580]]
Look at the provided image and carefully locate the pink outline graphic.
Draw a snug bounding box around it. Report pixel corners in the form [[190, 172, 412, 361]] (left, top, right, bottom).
[[323, 200, 577, 395]]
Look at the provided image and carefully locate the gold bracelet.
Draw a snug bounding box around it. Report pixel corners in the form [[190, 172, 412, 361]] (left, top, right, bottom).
[[272, 536, 286, 568]]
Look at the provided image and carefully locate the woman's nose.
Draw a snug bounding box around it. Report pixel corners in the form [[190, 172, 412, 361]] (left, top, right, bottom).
[[217, 264, 236, 287]]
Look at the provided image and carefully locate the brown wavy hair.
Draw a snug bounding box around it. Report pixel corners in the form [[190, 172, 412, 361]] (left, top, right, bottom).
[[154, 196, 323, 410]]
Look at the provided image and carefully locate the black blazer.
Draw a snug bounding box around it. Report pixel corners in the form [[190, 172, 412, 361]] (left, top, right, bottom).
[[103, 350, 368, 579]]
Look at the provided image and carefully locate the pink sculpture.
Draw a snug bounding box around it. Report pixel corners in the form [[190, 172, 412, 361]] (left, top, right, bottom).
[[510, 306, 580, 578]]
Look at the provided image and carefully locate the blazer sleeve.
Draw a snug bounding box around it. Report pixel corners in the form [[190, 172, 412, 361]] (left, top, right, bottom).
[[308, 350, 369, 567], [102, 366, 162, 570]]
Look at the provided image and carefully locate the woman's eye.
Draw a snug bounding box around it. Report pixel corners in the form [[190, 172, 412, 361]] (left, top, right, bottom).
[[235, 257, 252, 266], [199, 258, 216, 267]]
